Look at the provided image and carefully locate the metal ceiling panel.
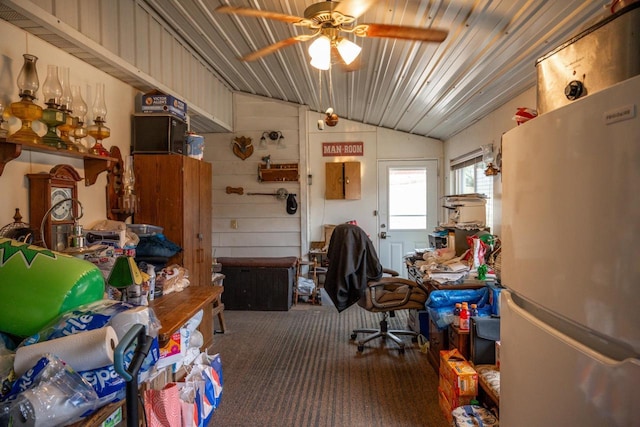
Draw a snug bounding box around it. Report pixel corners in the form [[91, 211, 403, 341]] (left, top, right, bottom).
[[1, 0, 612, 139]]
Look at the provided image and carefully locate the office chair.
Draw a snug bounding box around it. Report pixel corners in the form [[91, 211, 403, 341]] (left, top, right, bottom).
[[325, 223, 428, 354]]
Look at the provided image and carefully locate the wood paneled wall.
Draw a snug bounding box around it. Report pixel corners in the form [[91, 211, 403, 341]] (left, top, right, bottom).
[[204, 93, 305, 258]]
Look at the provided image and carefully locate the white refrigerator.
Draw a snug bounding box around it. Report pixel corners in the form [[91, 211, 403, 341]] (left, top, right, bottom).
[[500, 74, 640, 426]]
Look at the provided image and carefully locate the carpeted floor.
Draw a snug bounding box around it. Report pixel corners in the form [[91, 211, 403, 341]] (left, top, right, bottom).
[[208, 294, 449, 427]]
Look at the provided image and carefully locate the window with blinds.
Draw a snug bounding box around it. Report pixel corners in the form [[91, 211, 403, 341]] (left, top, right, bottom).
[[450, 150, 494, 231]]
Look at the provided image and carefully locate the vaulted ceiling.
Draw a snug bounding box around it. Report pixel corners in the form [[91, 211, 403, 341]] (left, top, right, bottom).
[[143, 0, 607, 140], [2, 0, 610, 140]]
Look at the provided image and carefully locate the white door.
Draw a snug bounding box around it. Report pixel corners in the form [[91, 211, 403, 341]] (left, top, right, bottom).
[[377, 160, 438, 277]]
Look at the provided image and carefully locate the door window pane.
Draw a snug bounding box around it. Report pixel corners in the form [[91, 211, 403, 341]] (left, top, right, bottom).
[[389, 168, 427, 230]]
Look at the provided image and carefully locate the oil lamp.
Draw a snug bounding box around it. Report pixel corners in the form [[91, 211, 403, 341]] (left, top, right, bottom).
[[7, 54, 43, 145], [56, 67, 78, 151], [70, 85, 88, 153], [40, 64, 65, 148], [87, 82, 110, 156]]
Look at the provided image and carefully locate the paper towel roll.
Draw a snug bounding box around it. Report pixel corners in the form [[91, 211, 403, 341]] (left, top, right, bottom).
[[14, 326, 118, 377], [110, 307, 151, 340]]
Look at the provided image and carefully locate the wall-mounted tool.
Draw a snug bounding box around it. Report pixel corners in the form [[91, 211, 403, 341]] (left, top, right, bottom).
[[247, 188, 289, 200], [246, 188, 298, 214], [226, 186, 244, 195]]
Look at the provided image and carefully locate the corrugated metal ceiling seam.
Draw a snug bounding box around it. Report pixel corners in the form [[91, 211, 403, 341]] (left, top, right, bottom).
[[361, 38, 394, 123], [191, 0, 257, 92], [362, 0, 416, 123], [370, 0, 445, 121], [198, 9, 274, 94], [376, 41, 439, 125], [386, 1, 476, 130], [219, 11, 286, 97], [417, 45, 540, 137], [233, 8, 306, 103], [141, 0, 237, 91], [406, 5, 536, 134], [404, 3, 521, 131], [398, 1, 489, 123], [445, 0, 597, 112]]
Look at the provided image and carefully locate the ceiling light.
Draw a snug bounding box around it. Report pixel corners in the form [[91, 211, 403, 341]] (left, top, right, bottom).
[[310, 56, 331, 70], [308, 36, 331, 70], [336, 38, 361, 65]]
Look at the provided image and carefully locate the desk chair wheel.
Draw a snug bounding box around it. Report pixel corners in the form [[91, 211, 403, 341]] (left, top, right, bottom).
[[357, 344, 364, 352], [350, 332, 358, 340]]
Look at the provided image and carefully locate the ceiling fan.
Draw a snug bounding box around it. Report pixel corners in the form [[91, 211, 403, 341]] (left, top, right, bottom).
[[216, 0, 448, 68]]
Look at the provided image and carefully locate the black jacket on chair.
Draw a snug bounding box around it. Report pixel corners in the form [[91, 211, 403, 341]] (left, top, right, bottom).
[[325, 224, 384, 312]]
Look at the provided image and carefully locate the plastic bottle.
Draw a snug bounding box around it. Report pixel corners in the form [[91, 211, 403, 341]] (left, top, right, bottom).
[[470, 303, 479, 318], [147, 264, 156, 301], [459, 302, 470, 331], [453, 303, 462, 327]]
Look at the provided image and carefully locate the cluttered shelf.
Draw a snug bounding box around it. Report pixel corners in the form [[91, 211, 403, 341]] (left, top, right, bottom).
[[71, 284, 225, 427], [403, 233, 502, 423], [0, 137, 117, 185]]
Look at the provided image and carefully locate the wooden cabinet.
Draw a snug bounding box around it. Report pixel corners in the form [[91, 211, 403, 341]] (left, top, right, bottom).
[[448, 324, 470, 360], [325, 161, 361, 199], [134, 154, 212, 286], [133, 154, 213, 347]]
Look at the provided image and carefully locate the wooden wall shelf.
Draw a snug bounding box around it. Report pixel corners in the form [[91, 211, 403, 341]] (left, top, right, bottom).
[[258, 163, 299, 182], [0, 138, 116, 186]]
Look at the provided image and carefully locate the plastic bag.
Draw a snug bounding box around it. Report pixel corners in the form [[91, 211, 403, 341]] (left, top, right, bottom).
[[15, 301, 161, 407], [185, 352, 223, 426], [426, 288, 492, 329], [144, 382, 183, 427], [0, 354, 98, 426]]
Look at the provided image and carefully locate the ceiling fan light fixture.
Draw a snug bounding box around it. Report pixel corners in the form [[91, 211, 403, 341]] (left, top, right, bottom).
[[309, 35, 331, 70], [310, 56, 331, 70], [336, 38, 361, 65]]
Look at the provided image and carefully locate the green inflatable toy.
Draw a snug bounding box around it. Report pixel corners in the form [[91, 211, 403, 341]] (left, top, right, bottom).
[[0, 238, 105, 337]]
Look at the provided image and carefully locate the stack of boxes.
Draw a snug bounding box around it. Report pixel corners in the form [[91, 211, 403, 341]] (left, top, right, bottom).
[[438, 349, 478, 424]]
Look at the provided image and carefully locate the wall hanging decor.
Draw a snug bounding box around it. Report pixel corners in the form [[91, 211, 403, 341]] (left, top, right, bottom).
[[232, 136, 253, 160]]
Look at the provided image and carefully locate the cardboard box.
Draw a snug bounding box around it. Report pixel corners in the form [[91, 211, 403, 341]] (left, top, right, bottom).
[[439, 349, 478, 396], [439, 378, 475, 408], [141, 89, 187, 121], [438, 386, 454, 425]]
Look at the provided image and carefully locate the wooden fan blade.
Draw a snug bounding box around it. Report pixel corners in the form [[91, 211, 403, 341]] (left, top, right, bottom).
[[354, 23, 448, 42], [215, 5, 303, 24], [240, 36, 305, 61], [333, 0, 375, 19]]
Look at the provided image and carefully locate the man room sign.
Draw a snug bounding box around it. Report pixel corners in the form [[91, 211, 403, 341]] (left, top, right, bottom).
[[322, 142, 364, 157]]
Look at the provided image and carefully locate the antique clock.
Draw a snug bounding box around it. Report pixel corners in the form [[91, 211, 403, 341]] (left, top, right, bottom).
[[28, 164, 82, 251]]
